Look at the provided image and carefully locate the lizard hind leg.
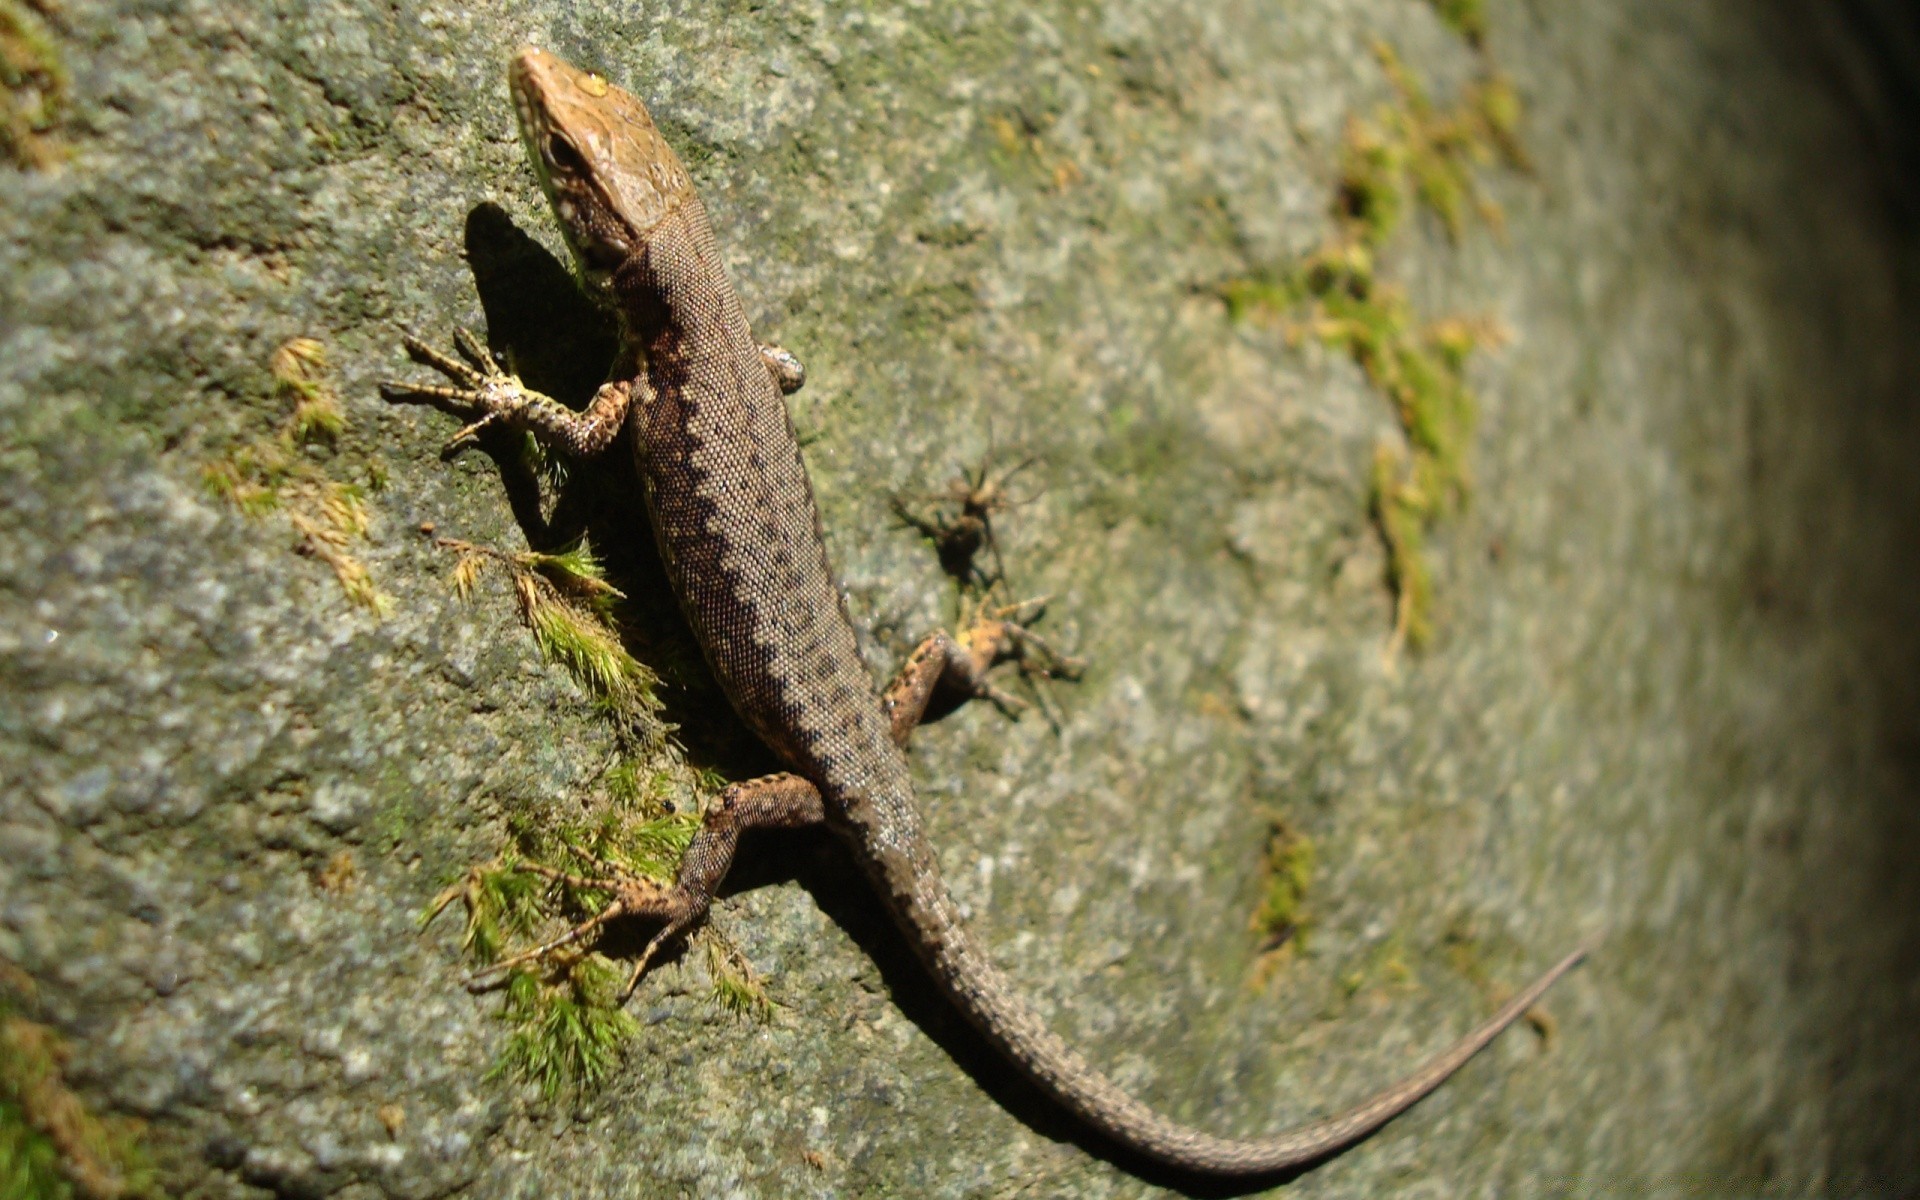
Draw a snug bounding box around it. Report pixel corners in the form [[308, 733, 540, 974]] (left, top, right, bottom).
[[492, 773, 826, 1001], [611, 772, 827, 998], [465, 773, 824, 999], [880, 598, 1085, 746]]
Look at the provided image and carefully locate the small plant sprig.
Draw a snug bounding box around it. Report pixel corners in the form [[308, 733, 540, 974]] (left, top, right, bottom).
[[438, 537, 664, 738], [701, 931, 775, 1022], [1428, 0, 1486, 45], [1251, 819, 1316, 954], [422, 858, 549, 967], [0, 979, 157, 1199], [426, 763, 783, 1097], [1, 0, 70, 170]]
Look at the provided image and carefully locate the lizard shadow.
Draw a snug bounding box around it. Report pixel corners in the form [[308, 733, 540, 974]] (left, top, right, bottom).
[[457, 202, 753, 757], [750, 835, 1319, 1195], [457, 201, 1314, 1197]]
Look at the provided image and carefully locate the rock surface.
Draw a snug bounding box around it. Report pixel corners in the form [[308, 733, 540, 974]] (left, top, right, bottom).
[[3, 0, 1918, 1196]]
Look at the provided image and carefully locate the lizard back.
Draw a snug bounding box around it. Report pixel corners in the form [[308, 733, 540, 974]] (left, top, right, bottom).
[[626, 199, 907, 799]]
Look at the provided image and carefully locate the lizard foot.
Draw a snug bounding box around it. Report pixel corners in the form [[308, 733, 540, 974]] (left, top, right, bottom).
[[881, 597, 1084, 742], [758, 341, 806, 395], [464, 855, 698, 999], [380, 328, 631, 458], [957, 596, 1085, 716], [380, 328, 536, 455]]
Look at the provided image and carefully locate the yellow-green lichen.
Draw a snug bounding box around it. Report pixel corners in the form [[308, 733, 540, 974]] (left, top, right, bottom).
[[1220, 42, 1525, 651], [0, 0, 67, 171], [1251, 819, 1315, 954], [203, 338, 389, 614], [1428, 0, 1487, 47]]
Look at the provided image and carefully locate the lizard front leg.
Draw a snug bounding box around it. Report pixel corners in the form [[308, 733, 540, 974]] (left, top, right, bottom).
[[758, 341, 806, 395], [380, 328, 632, 457]]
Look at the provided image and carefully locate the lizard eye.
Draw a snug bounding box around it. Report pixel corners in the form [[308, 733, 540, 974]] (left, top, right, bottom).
[[546, 133, 587, 175]]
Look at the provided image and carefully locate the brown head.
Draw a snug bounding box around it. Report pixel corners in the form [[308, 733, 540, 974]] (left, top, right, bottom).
[[507, 47, 696, 298]]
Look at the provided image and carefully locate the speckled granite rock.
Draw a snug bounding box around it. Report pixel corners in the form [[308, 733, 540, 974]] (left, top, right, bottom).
[[4, 1, 1918, 1196]]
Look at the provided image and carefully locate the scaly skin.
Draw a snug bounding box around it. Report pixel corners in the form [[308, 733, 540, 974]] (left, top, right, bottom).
[[383, 46, 1587, 1178]]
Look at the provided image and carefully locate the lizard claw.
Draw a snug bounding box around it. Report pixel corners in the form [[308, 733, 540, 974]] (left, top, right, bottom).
[[441, 412, 503, 458], [382, 328, 542, 458]]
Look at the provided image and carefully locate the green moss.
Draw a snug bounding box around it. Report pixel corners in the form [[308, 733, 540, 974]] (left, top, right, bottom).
[[0, 1095, 66, 1200], [441, 538, 664, 737], [423, 754, 745, 1095], [702, 935, 775, 1023], [1370, 444, 1435, 652], [1428, 0, 1488, 47], [423, 859, 548, 967], [1336, 118, 1407, 245], [489, 958, 640, 1102], [272, 338, 345, 445], [555, 808, 700, 890], [1218, 42, 1525, 651], [0, 984, 156, 1200], [0, 0, 67, 171], [603, 760, 670, 807], [1216, 272, 1303, 325]]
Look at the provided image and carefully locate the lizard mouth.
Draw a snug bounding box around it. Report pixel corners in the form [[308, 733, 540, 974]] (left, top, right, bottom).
[[507, 46, 570, 152]]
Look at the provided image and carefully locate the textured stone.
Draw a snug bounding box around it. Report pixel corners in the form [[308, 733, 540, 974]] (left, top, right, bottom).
[[2, 0, 1918, 1196]]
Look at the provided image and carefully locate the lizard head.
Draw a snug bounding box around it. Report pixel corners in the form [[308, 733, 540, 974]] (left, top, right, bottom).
[[508, 47, 695, 298]]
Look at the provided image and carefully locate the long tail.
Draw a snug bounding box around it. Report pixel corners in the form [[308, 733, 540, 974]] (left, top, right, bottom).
[[883, 839, 1589, 1176]]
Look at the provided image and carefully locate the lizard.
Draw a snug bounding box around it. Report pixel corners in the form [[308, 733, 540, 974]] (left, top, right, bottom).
[[381, 45, 1589, 1178]]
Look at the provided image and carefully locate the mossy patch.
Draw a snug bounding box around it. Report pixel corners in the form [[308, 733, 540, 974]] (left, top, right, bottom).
[[1250, 818, 1315, 957], [488, 958, 640, 1102], [203, 338, 390, 614], [422, 729, 772, 1096], [1428, 0, 1488, 48], [1219, 43, 1525, 652], [701, 934, 775, 1023], [0, 974, 156, 1200], [0, 0, 67, 171]]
